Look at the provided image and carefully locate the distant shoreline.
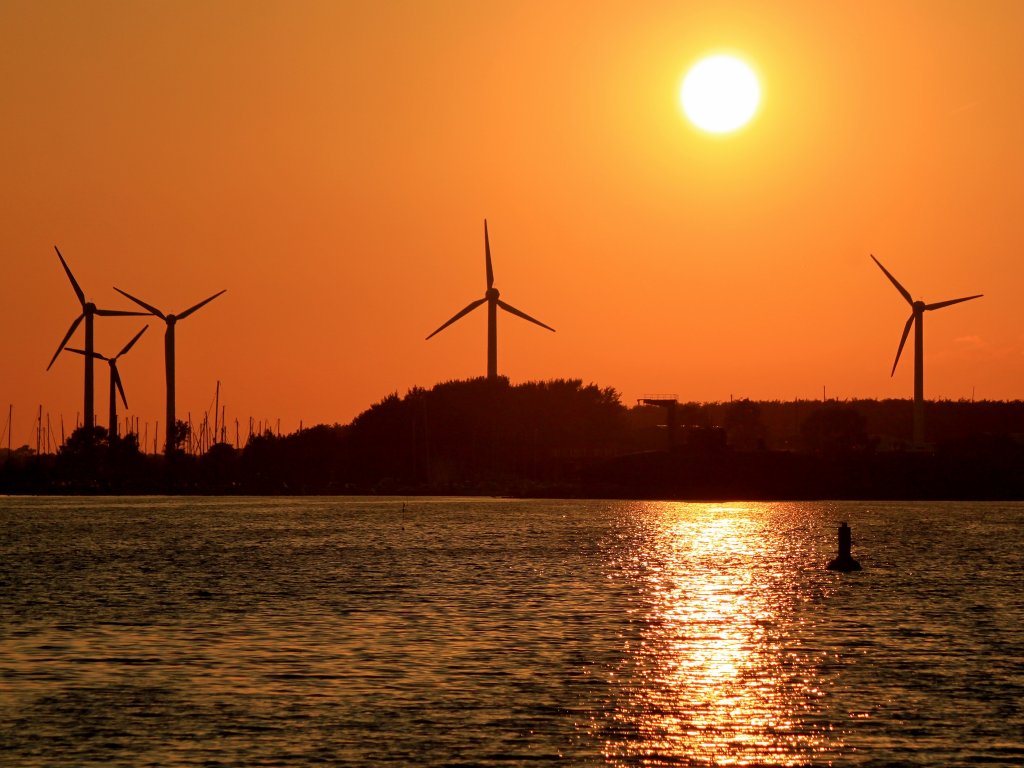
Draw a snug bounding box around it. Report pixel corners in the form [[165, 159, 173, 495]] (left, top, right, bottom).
[[4, 445, 1022, 502], [4, 382, 1023, 500]]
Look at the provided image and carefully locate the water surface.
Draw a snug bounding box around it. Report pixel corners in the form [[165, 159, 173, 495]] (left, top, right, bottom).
[[1, 497, 1022, 766]]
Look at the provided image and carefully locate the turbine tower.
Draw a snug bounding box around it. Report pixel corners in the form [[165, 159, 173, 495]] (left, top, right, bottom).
[[426, 220, 554, 380], [113, 286, 226, 454], [871, 255, 982, 447], [65, 325, 148, 438], [47, 247, 146, 430]]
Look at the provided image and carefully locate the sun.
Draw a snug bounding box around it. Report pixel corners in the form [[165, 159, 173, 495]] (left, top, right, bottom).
[[680, 55, 761, 134]]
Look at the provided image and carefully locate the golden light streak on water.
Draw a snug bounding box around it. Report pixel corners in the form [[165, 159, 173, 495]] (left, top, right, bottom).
[[606, 503, 833, 766]]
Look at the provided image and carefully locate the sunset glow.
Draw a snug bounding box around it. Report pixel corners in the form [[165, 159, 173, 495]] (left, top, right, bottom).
[[1, 2, 1021, 447]]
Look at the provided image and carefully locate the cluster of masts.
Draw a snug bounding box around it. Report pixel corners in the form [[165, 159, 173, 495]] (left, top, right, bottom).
[[39, 220, 982, 454], [2, 398, 293, 458]]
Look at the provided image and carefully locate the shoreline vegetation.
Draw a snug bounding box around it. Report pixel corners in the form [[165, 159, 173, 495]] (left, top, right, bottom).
[[2, 377, 1023, 499]]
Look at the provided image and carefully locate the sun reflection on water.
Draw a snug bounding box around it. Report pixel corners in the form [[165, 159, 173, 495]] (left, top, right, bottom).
[[605, 503, 834, 766]]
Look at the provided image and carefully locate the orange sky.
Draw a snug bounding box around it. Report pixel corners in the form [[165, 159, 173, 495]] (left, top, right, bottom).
[[2, 1, 1022, 450]]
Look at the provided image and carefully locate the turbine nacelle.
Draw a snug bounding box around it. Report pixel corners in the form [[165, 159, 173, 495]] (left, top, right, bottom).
[[111, 286, 225, 453], [47, 247, 147, 384], [113, 287, 225, 328], [426, 220, 554, 379], [63, 324, 147, 417], [871, 253, 983, 446], [872, 254, 982, 374]]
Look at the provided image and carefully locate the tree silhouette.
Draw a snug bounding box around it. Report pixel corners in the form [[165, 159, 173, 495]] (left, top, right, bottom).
[[53, 425, 147, 491], [345, 377, 625, 491], [724, 398, 766, 451], [801, 405, 871, 457], [168, 419, 191, 455]]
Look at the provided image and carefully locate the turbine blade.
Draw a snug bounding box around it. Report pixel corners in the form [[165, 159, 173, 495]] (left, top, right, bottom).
[[114, 287, 166, 319], [485, 219, 494, 290], [925, 294, 983, 311], [65, 347, 108, 361], [870, 254, 913, 305], [425, 298, 486, 340], [47, 313, 84, 370], [112, 365, 128, 409], [54, 246, 86, 306], [497, 299, 556, 332], [177, 289, 227, 320], [891, 313, 914, 377], [115, 325, 149, 359], [95, 308, 148, 317]]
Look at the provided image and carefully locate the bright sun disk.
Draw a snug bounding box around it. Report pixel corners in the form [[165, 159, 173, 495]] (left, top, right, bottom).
[[680, 55, 760, 134]]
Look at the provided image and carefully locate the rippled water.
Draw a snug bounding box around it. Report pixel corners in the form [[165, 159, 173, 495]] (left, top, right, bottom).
[[1, 497, 1022, 766]]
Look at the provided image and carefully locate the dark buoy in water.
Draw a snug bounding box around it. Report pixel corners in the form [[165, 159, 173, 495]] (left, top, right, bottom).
[[827, 521, 862, 571]]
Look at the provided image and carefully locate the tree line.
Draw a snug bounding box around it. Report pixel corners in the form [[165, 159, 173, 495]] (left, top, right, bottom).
[[2, 378, 1022, 497]]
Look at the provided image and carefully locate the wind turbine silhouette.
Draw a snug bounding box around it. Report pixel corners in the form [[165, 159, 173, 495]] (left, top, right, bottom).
[[871, 254, 982, 447], [65, 325, 148, 438], [426, 220, 554, 380], [47, 247, 147, 430], [113, 286, 226, 454]]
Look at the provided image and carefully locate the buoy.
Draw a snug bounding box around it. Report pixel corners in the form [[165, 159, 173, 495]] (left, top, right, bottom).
[[827, 521, 862, 571]]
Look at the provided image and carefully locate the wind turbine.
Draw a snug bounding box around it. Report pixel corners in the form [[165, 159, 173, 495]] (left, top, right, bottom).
[[871, 254, 982, 447], [113, 286, 226, 454], [47, 247, 147, 430], [426, 220, 554, 380], [65, 325, 148, 438]]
